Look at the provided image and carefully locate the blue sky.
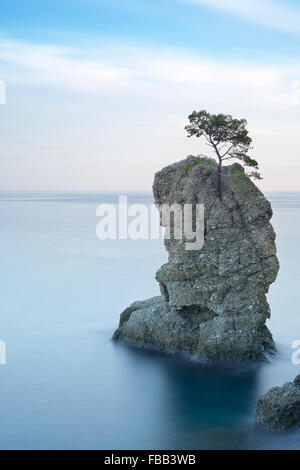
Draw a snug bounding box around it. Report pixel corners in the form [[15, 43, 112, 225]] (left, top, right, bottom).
[[2, 0, 300, 61], [1, 0, 300, 190]]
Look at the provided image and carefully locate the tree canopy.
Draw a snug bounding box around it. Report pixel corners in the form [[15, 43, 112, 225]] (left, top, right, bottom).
[[185, 110, 262, 196]]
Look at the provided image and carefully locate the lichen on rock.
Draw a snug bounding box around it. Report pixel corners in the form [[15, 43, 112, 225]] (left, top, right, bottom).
[[113, 156, 279, 363]]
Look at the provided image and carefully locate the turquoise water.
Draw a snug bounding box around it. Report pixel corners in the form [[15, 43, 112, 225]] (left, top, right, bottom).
[[0, 191, 299, 450]]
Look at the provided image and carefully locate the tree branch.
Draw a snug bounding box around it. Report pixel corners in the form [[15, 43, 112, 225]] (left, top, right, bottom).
[[209, 136, 221, 162], [222, 156, 235, 161], [221, 144, 235, 159]]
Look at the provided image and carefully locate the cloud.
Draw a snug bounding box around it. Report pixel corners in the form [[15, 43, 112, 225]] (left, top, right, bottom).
[[0, 34, 299, 110], [0, 36, 134, 91], [182, 0, 300, 33], [1, 33, 300, 191]]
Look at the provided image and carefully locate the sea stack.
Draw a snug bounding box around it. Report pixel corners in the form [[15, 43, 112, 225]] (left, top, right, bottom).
[[256, 375, 300, 430], [113, 156, 279, 363]]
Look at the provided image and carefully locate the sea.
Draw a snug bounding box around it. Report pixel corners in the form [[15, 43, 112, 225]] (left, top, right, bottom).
[[0, 191, 299, 450]]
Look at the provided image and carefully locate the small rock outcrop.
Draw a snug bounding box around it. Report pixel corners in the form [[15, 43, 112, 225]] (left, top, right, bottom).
[[256, 376, 300, 431], [113, 156, 279, 363]]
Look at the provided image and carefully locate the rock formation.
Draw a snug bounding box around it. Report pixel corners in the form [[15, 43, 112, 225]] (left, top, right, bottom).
[[113, 156, 279, 363], [256, 375, 300, 430]]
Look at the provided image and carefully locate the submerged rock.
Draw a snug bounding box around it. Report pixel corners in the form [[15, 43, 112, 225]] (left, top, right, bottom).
[[113, 156, 279, 363], [256, 376, 300, 431]]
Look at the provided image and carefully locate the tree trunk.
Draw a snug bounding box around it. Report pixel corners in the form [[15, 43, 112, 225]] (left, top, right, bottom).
[[216, 161, 222, 199]]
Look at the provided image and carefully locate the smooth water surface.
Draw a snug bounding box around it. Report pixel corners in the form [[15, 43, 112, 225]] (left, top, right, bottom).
[[0, 191, 299, 449]]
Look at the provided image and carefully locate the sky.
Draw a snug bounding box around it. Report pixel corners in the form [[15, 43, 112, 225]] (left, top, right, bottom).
[[0, 0, 300, 191]]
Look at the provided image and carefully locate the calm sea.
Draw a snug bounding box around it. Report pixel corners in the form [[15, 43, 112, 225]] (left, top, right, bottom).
[[0, 191, 299, 450]]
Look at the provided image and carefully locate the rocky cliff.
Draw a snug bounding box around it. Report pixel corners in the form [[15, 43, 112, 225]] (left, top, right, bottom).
[[113, 156, 279, 363], [256, 375, 300, 430]]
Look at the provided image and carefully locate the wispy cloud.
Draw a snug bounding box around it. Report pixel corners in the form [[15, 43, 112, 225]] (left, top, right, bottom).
[[182, 0, 300, 33], [0, 34, 299, 109], [1, 33, 300, 191], [0, 36, 134, 91]]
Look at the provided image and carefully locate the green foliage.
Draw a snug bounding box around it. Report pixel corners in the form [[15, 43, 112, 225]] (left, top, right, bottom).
[[247, 170, 263, 180], [232, 170, 262, 188], [184, 156, 202, 172], [232, 171, 248, 181], [184, 155, 216, 175], [198, 156, 216, 166], [203, 167, 215, 176], [185, 110, 252, 151]]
